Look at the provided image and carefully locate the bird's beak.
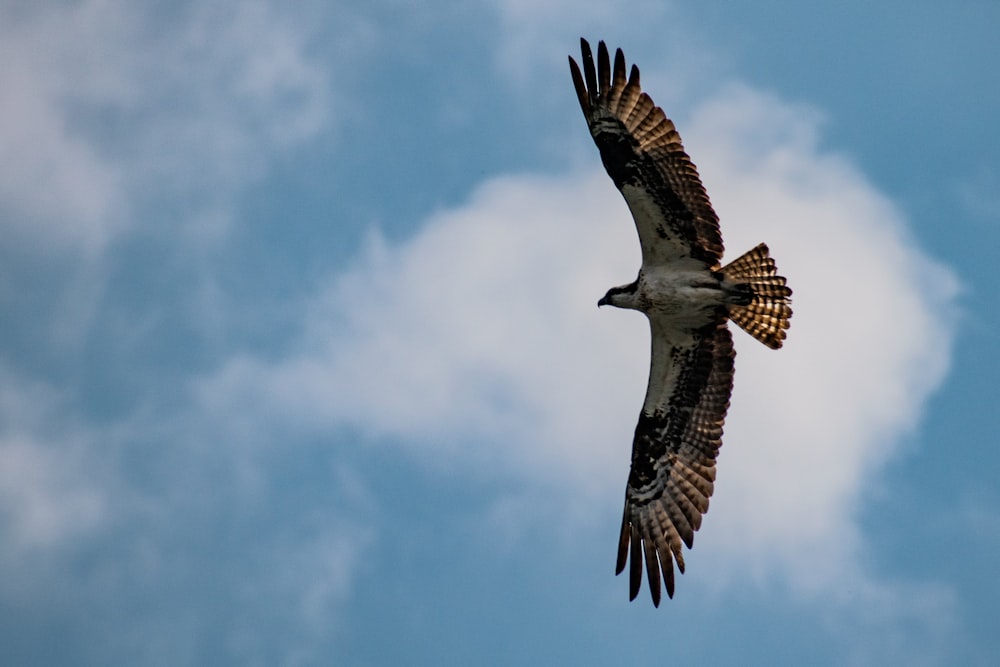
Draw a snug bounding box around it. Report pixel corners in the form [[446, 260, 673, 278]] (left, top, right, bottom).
[[597, 296, 608, 307]]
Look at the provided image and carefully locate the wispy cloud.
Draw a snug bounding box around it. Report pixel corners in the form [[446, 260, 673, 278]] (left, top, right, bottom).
[[0, 3, 352, 662], [0, 367, 108, 566], [0, 0, 330, 254]]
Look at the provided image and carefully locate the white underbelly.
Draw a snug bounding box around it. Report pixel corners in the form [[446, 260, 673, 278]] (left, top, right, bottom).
[[639, 268, 724, 322]]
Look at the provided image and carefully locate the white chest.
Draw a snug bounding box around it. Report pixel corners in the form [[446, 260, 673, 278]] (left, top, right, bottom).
[[637, 266, 725, 320]]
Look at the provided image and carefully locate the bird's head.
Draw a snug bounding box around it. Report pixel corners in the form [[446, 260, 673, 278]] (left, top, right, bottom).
[[598, 280, 640, 309]]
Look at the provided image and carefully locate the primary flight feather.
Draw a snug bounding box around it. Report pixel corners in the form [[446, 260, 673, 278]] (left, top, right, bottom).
[[568, 38, 793, 605]]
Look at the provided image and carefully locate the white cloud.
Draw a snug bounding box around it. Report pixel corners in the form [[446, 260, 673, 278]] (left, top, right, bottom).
[[0, 437, 105, 553], [681, 84, 958, 595], [0, 0, 331, 253], [202, 171, 645, 491], [0, 370, 106, 559], [0, 4, 124, 252], [492, 0, 625, 83], [199, 76, 959, 635], [224, 512, 373, 667]]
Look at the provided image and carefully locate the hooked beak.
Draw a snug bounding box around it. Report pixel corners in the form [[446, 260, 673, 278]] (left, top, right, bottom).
[[597, 295, 609, 307]]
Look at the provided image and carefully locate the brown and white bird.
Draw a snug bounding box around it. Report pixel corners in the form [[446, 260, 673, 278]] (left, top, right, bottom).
[[568, 38, 793, 606]]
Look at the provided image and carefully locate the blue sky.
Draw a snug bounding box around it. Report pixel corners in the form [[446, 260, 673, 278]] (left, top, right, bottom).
[[1, 1, 998, 665]]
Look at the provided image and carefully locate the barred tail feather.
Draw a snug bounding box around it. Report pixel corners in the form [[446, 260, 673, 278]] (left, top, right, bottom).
[[722, 243, 793, 349]]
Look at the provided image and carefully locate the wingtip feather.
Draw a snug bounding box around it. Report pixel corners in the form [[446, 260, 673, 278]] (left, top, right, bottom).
[[597, 40, 611, 98], [615, 513, 629, 576], [628, 63, 640, 87], [643, 536, 661, 607], [629, 524, 642, 602], [568, 56, 590, 115], [580, 38, 597, 100]]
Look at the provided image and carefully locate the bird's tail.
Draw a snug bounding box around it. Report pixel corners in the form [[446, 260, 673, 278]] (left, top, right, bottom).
[[721, 243, 793, 349]]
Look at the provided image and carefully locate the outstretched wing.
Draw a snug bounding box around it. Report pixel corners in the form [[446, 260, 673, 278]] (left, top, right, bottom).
[[616, 316, 735, 605], [568, 38, 723, 268]]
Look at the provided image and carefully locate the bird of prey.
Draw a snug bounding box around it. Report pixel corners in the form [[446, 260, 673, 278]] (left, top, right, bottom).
[[568, 38, 793, 606]]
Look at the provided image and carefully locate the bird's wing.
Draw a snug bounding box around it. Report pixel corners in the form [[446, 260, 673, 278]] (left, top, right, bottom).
[[616, 315, 735, 605], [569, 38, 723, 268]]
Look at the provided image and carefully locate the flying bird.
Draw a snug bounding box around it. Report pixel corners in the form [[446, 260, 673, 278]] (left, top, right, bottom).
[[568, 38, 793, 606]]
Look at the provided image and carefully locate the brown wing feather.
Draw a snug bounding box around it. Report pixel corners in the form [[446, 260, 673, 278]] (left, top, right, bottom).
[[615, 318, 735, 605], [569, 38, 723, 268]]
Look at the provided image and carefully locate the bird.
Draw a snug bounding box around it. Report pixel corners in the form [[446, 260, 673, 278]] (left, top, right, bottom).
[[568, 38, 793, 606]]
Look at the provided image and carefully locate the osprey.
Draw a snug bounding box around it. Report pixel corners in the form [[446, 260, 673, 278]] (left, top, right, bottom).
[[569, 39, 793, 605]]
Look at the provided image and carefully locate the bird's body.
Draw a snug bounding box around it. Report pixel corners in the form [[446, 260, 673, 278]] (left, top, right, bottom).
[[602, 263, 739, 320], [569, 38, 793, 605]]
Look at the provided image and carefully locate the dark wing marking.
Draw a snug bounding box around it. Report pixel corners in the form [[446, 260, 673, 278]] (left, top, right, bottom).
[[569, 38, 723, 268], [615, 316, 735, 605]]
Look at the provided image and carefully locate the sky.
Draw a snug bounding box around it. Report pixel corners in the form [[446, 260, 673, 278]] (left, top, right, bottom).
[[1, 1, 998, 665]]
